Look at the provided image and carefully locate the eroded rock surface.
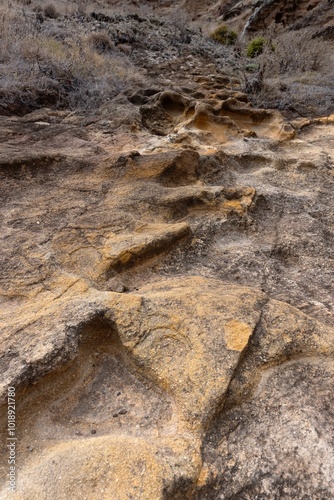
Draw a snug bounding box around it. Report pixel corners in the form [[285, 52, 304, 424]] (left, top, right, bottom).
[[0, 5, 333, 498]]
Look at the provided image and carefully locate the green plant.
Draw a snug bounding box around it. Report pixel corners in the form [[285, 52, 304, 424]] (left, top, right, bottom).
[[246, 37, 266, 58], [211, 25, 237, 46], [245, 62, 259, 73]]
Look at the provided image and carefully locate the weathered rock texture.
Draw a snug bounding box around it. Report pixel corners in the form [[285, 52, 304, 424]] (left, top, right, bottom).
[[0, 2, 333, 499], [217, 0, 334, 33], [0, 99, 333, 498]]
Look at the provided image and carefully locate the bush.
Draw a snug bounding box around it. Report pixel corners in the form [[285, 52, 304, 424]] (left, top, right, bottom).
[[87, 32, 113, 53], [241, 29, 333, 116], [269, 31, 326, 75], [44, 4, 59, 19], [245, 62, 259, 73], [0, 6, 143, 114], [211, 25, 237, 46], [246, 37, 267, 58]]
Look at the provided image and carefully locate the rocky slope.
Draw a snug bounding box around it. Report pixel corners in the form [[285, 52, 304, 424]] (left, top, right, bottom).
[[0, 2, 333, 499], [217, 0, 334, 32]]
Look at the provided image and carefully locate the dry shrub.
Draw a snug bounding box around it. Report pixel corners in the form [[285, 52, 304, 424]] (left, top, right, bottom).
[[73, 0, 89, 16], [87, 31, 113, 53], [266, 30, 328, 75], [0, 4, 30, 61], [167, 8, 191, 43], [44, 4, 59, 19], [242, 27, 333, 115], [0, 4, 143, 114]]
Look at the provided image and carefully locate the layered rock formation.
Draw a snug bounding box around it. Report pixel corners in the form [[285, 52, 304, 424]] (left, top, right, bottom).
[[0, 2, 333, 499]]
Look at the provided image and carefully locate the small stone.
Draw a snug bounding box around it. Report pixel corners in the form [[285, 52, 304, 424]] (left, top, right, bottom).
[[75, 431, 82, 436], [107, 278, 126, 293], [116, 391, 121, 396], [118, 408, 127, 415], [91, 429, 97, 434], [113, 413, 119, 418]]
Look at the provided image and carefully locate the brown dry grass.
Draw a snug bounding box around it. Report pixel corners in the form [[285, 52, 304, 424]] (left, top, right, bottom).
[[0, 0, 143, 114], [87, 31, 114, 53], [240, 27, 334, 116]]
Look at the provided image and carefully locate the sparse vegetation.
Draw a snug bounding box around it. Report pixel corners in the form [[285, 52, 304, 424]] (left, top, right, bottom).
[[211, 25, 237, 45], [242, 28, 333, 115], [0, 1, 143, 114], [0, 0, 332, 118]]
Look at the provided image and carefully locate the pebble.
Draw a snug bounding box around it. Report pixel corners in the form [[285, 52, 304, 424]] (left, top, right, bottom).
[[118, 408, 127, 415]]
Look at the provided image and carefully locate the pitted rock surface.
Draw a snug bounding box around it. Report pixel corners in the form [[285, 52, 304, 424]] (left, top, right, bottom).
[[0, 2, 333, 499]]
